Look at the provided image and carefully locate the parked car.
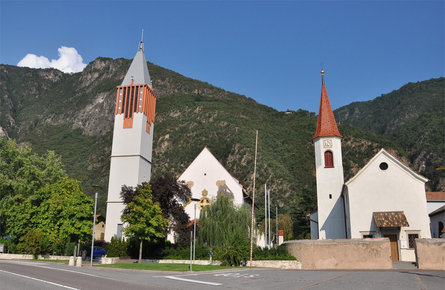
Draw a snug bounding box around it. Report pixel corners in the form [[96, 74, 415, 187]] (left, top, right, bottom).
[[92, 246, 106, 258]]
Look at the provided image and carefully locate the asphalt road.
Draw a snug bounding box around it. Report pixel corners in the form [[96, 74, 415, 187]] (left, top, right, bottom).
[[0, 260, 444, 290]]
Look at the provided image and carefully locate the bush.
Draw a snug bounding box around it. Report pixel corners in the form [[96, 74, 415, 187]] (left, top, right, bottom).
[[106, 236, 129, 257], [252, 246, 296, 260], [162, 244, 210, 260], [214, 232, 250, 266], [16, 229, 50, 259]]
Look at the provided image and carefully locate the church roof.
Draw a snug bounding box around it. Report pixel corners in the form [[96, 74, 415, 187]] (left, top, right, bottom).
[[313, 72, 342, 139], [121, 44, 151, 86]]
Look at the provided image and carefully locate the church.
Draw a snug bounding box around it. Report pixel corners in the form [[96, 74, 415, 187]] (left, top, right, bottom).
[[310, 71, 431, 262]]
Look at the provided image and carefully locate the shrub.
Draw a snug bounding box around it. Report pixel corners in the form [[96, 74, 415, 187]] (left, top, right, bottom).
[[16, 229, 50, 259], [106, 236, 129, 257], [252, 246, 296, 260]]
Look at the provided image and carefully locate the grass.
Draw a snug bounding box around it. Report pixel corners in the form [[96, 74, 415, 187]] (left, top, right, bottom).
[[98, 263, 233, 272]]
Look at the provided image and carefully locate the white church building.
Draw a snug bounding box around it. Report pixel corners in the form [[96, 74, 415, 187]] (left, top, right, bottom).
[[167, 147, 256, 243], [104, 39, 157, 242], [310, 71, 431, 262]]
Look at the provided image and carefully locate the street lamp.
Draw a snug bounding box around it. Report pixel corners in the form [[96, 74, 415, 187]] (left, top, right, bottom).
[[190, 197, 200, 271], [90, 190, 99, 267]]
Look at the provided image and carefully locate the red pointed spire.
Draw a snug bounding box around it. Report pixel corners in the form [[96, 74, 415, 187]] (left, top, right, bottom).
[[312, 70, 342, 139]]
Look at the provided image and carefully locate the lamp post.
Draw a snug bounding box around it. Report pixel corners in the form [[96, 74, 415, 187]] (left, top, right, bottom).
[[189, 197, 200, 271], [191, 197, 200, 264], [90, 191, 98, 267]]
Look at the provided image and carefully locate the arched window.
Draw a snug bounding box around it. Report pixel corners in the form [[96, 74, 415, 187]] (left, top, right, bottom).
[[324, 151, 334, 168]]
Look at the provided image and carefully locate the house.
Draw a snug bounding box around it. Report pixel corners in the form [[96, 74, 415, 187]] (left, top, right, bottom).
[[426, 192, 445, 214], [429, 205, 445, 238], [310, 71, 431, 262]]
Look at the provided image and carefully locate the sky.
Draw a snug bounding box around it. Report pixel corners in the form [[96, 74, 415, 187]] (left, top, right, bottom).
[[0, 0, 443, 113]]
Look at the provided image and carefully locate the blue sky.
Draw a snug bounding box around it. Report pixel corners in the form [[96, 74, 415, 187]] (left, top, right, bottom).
[[1, 0, 443, 113]]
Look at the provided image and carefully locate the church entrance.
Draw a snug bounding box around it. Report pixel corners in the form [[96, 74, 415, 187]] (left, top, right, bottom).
[[383, 234, 399, 261]]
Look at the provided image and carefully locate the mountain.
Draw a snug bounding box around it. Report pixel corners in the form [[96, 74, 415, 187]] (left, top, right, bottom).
[[335, 77, 445, 190], [0, 58, 440, 238]]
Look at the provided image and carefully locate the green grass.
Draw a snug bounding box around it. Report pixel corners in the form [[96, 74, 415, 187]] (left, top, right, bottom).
[[98, 263, 233, 271]]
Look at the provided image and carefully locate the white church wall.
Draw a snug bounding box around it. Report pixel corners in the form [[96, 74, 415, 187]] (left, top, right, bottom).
[[314, 137, 346, 239], [346, 150, 431, 243], [179, 148, 245, 221]]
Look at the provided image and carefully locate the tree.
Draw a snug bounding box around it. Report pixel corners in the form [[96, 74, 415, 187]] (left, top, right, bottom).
[[198, 195, 251, 266], [0, 138, 65, 239], [150, 176, 191, 245], [121, 183, 168, 263], [36, 177, 93, 256]]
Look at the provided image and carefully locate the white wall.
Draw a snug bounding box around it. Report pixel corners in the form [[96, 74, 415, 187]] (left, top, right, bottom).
[[345, 150, 431, 259], [178, 148, 245, 221], [314, 136, 346, 239], [105, 114, 153, 242]]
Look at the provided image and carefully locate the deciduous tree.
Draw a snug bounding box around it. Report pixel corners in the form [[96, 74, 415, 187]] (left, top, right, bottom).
[[121, 183, 168, 263]]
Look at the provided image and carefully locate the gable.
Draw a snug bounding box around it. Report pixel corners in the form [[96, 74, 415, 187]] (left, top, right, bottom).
[[346, 149, 428, 187]]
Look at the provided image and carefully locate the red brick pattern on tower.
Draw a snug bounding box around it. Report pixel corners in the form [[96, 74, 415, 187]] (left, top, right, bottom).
[[114, 84, 156, 133], [312, 80, 342, 139]]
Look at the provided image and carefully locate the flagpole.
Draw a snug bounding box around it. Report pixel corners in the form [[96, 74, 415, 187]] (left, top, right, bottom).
[[249, 130, 258, 267]]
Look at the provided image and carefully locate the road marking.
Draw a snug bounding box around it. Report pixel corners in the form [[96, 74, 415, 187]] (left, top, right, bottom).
[[0, 269, 79, 290], [214, 272, 260, 278], [2, 261, 101, 278], [164, 275, 222, 286]]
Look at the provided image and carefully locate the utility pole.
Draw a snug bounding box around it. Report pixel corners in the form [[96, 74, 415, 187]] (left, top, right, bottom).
[[268, 189, 271, 248], [90, 191, 98, 267], [249, 130, 258, 267], [276, 206, 278, 246], [264, 184, 267, 249]]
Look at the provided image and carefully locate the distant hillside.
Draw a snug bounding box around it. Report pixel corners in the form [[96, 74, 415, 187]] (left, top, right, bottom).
[[335, 78, 445, 190], [0, 58, 436, 238]]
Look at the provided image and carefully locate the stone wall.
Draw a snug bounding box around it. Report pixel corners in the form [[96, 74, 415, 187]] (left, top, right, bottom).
[[0, 253, 71, 260], [284, 238, 392, 270], [416, 238, 445, 270]]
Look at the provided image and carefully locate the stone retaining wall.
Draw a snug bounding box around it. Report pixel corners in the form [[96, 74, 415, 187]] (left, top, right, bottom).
[[284, 238, 392, 270], [415, 238, 445, 270], [0, 253, 71, 260]]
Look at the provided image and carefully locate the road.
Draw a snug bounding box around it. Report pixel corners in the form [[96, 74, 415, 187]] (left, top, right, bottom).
[[0, 260, 444, 290]]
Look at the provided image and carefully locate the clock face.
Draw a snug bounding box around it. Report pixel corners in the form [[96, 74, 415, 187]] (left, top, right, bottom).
[[323, 139, 333, 148]]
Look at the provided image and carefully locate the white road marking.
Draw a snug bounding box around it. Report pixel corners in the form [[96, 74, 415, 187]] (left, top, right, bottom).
[[0, 269, 79, 290], [2, 260, 101, 278], [164, 275, 222, 286]]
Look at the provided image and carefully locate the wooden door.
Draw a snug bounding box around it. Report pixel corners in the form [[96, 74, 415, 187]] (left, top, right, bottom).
[[384, 234, 399, 261]]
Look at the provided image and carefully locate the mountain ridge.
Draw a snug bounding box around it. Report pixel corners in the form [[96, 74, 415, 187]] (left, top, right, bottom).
[[1, 57, 442, 237]]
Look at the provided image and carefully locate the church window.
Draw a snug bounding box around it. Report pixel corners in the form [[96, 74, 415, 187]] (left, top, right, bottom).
[[324, 151, 334, 168], [408, 234, 419, 249], [329, 194, 332, 199], [379, 162, 388, 170]]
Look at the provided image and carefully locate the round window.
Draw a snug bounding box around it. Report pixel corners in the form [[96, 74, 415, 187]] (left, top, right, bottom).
[[379, 162, 388, 170]]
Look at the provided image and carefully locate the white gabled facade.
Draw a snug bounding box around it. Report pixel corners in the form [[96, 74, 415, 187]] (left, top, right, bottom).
[[179, 147, 246, 220], [105, 41, 157, 242], [344, 149, 431, 261]]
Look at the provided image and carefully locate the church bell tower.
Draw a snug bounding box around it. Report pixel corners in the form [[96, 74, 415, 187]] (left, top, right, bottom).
[[313, 70, 346, 239], [104, 36, 157, 242]]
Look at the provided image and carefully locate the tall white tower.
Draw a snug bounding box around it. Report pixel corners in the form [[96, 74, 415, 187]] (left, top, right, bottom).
[[313, 70, 346, 239], [104, 39, 157, 242]]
